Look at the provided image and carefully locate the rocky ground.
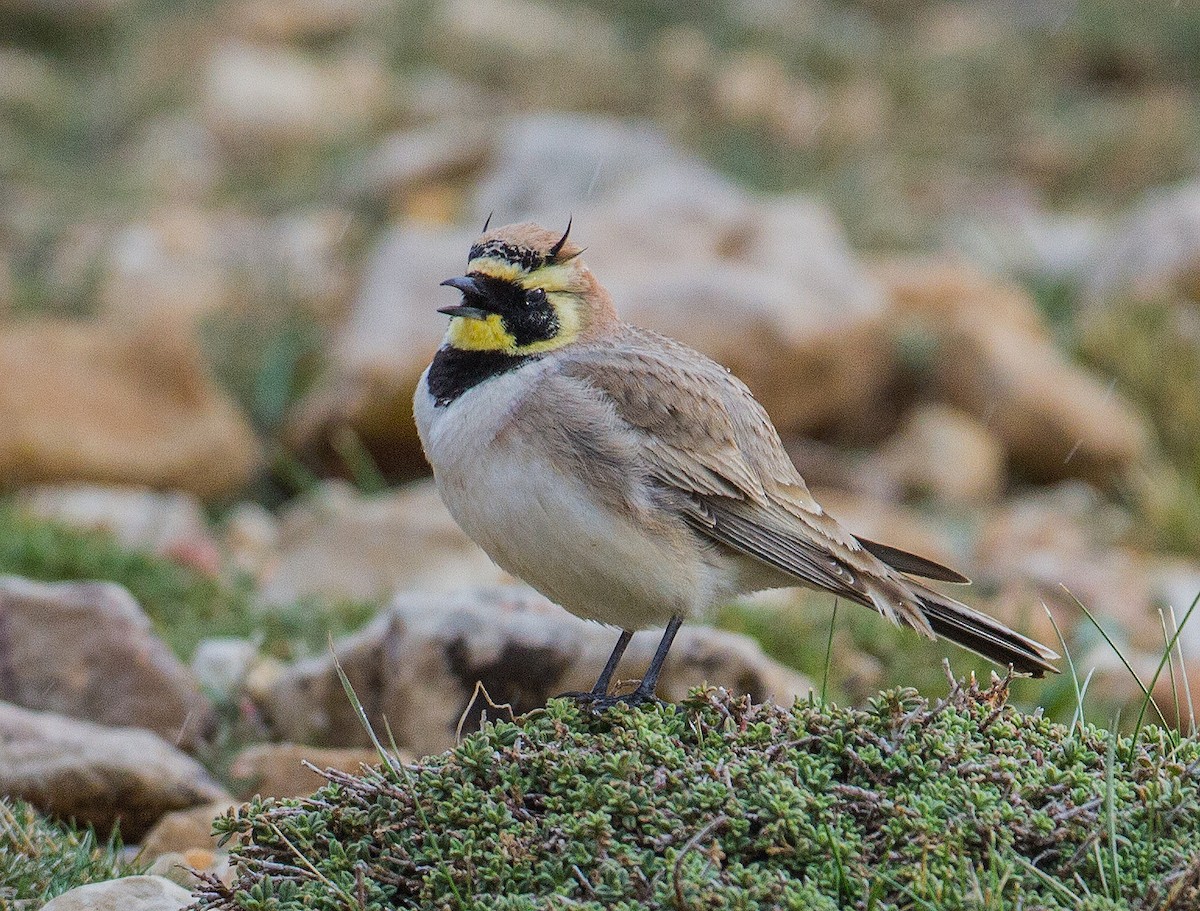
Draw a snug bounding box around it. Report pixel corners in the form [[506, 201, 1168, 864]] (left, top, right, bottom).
[[2, 0, 1200, 906]]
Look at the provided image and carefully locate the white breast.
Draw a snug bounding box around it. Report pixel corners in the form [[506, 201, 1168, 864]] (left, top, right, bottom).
[[414, 362, 728, 630]]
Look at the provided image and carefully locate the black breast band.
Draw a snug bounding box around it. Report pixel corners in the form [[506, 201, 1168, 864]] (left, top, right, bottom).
[[426, 346, 537, 406]]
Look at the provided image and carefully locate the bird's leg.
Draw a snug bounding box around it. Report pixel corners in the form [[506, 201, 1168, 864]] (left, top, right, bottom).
[[591, 628, 633, 696], [620, 615, 683, 706]]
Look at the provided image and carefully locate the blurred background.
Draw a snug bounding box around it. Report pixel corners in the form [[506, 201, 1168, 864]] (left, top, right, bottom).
[[2, 0, 1200, 836]]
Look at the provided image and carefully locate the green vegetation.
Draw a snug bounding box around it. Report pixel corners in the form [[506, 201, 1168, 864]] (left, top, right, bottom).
[[199, 682, 1200, 910], [0, 504, 377, 661], [0, 799, 144, 905]]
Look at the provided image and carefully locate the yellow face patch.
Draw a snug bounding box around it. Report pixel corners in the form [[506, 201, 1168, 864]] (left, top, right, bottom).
[[444, 260, 584, 355], [446, 312, 517, 352]]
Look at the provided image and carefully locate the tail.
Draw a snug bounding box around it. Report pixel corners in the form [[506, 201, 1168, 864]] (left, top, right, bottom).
[[907, 581, 1060, 678]]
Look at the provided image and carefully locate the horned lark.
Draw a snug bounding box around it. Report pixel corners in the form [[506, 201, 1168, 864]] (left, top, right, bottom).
[[414, 221, 1058, 705]]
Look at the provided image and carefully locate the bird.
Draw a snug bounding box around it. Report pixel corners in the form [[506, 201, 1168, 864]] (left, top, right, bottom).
[[414, 220, 1059, 707]]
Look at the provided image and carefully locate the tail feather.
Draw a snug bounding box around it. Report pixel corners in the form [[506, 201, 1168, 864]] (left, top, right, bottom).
[[911, 583, 1059, 678]]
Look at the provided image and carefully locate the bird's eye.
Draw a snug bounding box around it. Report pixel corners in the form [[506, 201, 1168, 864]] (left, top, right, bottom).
[[525, 288, 547, 306]]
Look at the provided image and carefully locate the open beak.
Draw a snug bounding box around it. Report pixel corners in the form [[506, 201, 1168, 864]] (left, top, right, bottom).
[[438, 276, 491, 319]]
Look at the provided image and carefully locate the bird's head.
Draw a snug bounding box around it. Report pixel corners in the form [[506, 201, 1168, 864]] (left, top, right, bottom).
[[438, 221, 615, 355]]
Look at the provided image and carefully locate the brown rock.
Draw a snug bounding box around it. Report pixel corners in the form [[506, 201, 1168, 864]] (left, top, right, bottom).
[[138, 800, 238, 858], [877, 404, 1006, 504], [258, 479, 508, 605], [229, 742, 388, 798], [0, 320, 261, 499], [0, 576, 216, 749], [0, 702, 229, 839], [264, 586, 812, 757], [877, 261, 1148, 484]]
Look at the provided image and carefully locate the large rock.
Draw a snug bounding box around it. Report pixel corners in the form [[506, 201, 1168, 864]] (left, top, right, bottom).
[[0, 702, 228, 838], [876, 261, 1148, 485], [229, 742, 388, 798], [290, 115, 892, 469], [0, 320, 260, 499], [258, 479, 508, 604], [1084, 179, 1200, 303], [41, 876, 193, 911], [263, 586, 812, 757], [0, 576, 216, 748]]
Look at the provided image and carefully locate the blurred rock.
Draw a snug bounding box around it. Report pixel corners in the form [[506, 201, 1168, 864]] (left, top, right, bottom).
[[139, 800, 237, 859], [709, 50, 825, 148], [221, 501, 280, 581], [258, 479, 507, 604], [42, 877, 194, 911], [0, 702, 228, 839], [0, 320, 261, 499], [355, 120, 492, 208], [16, 483, 217, 564], [1085, 178, 1200, 303], [264, 586, 812, 757], [285, 223, 470, 474], [126, 116, 223, 204], [229, 742, 388, 798], [234, 0, 386, 41], [99, 207, 354, 325], [877, 404, 1006, 504], [974, 484, 1159, 650], [0, 576, 217, 748], [877, 261, 1148, 484], [190, 638, 262, 702], [203, 42, 389, 150]]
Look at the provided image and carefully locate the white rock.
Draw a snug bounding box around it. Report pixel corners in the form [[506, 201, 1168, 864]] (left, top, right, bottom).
[[41, 876, 193, 911]]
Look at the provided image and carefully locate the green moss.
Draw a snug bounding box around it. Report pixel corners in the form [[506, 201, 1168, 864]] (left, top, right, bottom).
[[0, 799, 143, 904], [200, 682, 1200, 910]]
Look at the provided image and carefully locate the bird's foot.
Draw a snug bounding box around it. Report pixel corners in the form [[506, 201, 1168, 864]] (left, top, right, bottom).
[[559, 687, 662, 712]]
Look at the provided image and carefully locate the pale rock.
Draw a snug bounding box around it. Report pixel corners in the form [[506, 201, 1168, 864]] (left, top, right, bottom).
[[221, 500, 280, 580], [0, 702, 228, 838], [295, 116, 890, 469], [877, 404, 1006, 504], [877, 261, 1148, 484], [264, 586, 812, 756], [284, 223, 471, 474], [41, 876, 193, 911], [203, 42, 390, 149], [99, 207, 354, 326], [0, 320, 261, 499], [190, 639, 262, 701], [139, 800, 238, 859], [229, 742, 390, 798], [0, 576, 216, 748], [16, 483, 216, 559], [1084, 179, 1200, 303], [258, 479, 507, 604], [126, 116, 222, 204], [355, 120, 493, 206], [974, 484, 1161, 651]]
